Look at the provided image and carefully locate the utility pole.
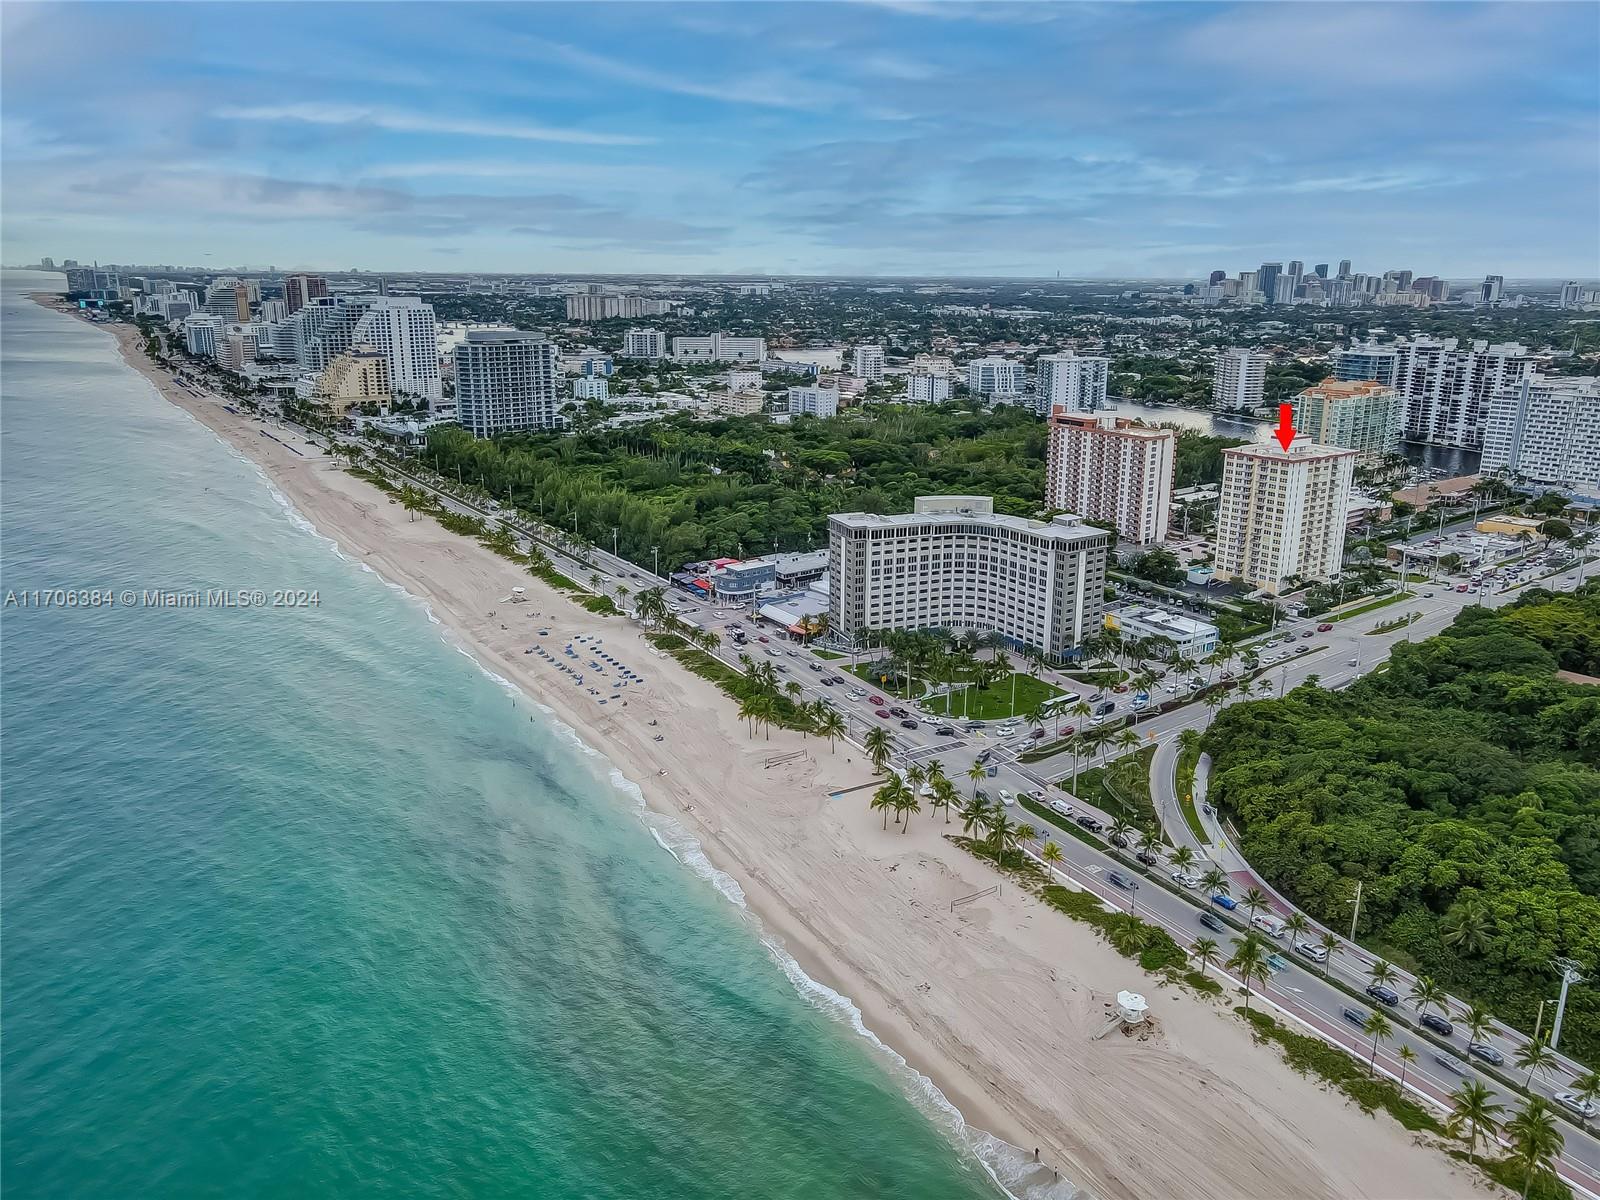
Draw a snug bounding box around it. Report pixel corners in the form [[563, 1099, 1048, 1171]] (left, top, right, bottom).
[[1551, 958, 1586, 1051], [612, 527, 619, 558], [1347, 879, 1363, 941], [652, 545, 660, 579]]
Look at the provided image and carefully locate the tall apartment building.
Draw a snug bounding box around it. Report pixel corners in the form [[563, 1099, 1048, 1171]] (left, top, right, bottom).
[[298, 295, 442, 399], [671, 333, 765, 363], [1034, 353, 1109, 415], [622, 327, 667, 359], [564, 295, 671, 321], [1045, 413, 1174, 545], [827, 496, 1109, 661], [1334, 336, 1533, 447], [183, 314, 225, 358], [1560, 282, 1585, 309], [1482, 374, 1600, 496], [1257, 263, 1282, 305], [1213, 439, 1357, 594], [572, 376, 609, 402], [454, 330, 560, 437], [852, 344, 885, 382], [966, 356, 1025, 397], [204, 277, 250, 322], [906, 371, 952, 403], [1213, 347, 1269, 410], [283, 274, 328, 315], [712, 390, 767, 417], [1480, 275, 1505, 305], [315, 344, 392, 416], [787, 385, 839, 418], [1292, 379, 1403, 460]]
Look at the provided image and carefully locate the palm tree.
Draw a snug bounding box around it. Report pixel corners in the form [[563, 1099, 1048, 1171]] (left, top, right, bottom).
[[1317, 931, 1341, 978], [1191, 937, 1220, 977], [1226, 935, 1269, 1009], [987, 812, 1016, 866], [1108, 817, 1134, 847], [864, 728, 892, 775], [1137, 828, 1161, 858], [1041, 840, 1064, 876], [1200, 867, 1230, 898], [898, 790, 922, 834], [398, 483, 428, 522], [1362, 1010, 1393, 1074], [817, 709, 847, 753], [1506, 1097, 1564, 1200], [1395, 1044, 1418, 1091], [1408, 975, 1447, 1021], [1282, 912, 1312, 943], [736, 695, 760, 738], [1441, 898, 1493, 956], [905, 763, 926, 796], [966, 760, 986, 799], [1368, 960, 1397, 989], [1573, 1071, 1600, 1126], [960, 797, 993, 838], [1025, 701, 1051, 735], [1240, 887, 1268, 922], [634, 586, 668, 627], [933, 777, 958, 825], [1515, 1039, 1557, 1091], [1203, 689, 1226, 727], [1170, 845, 1196, 874], [751, 693, 777, 740], [1462, 1003, 1497, 1048], [784, 680, 803, 704], [1115, 728, 1140, 756], [1445, 1080, 1504, 1165], [870, 785, 897, 830]]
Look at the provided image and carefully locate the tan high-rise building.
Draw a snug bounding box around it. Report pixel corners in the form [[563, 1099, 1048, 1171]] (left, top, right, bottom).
[[1292, 379, 1403, 461], [1046, 412, 1174, 545], [316, 344, 392, 415], [1213, 438, 1357, 594]]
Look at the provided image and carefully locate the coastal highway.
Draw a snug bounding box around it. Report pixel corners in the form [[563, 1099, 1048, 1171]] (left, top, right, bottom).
[[253, 404, 1600, 1188]]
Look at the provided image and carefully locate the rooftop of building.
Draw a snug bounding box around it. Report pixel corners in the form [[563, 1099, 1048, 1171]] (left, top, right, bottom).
[[1297, 378, 1395, 398], [462, 328, 547, 344], [1224, 436, 1359, 463], [830, 495, 1106, 544], [1110, 604, 1218, 638], [1050, 411, 1176, 438]]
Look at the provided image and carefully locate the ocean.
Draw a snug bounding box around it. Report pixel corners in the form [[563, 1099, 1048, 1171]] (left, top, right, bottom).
[[0, 272, 1013, 1200]]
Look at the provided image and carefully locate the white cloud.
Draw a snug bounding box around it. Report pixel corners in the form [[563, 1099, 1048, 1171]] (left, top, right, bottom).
[[213, 103, 654, 146]]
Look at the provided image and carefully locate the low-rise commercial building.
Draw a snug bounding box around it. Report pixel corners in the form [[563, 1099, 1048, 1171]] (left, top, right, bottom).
[[828, 495, 1109, 660], [1104, 605, 1218, 660]]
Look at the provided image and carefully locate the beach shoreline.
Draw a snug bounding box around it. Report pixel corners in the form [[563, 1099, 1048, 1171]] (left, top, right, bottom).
[[53, 295, 1493, 1200]]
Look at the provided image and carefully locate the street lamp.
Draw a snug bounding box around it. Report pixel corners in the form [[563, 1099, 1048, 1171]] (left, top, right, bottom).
[[1551, 957, 1586, 1051]]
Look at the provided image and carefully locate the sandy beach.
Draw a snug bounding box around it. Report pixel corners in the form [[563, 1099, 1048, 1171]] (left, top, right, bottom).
[[72, 301, 1493, 1200]]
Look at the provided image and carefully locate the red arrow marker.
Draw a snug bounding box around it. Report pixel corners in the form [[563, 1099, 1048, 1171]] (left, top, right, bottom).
[[1273, 403, 1296, 451]]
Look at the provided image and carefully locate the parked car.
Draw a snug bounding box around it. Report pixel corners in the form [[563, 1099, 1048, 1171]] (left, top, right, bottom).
[[1211, 893, 1238, 911], [1317, 622, 1333, 632], [1107, 871, 1138, 891], [1555, 1091, 1599, 1120], [1467, 1041, 1504, 1066], [1199, 911, 1226, 933], [1366, 984, 1400, 1007], [1419, 1012, 1455, 1037]]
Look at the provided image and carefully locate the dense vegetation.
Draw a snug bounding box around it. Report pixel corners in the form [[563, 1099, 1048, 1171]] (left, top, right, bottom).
[[1206, 585, 1600, 1058], [425, 403, 1243, 570]]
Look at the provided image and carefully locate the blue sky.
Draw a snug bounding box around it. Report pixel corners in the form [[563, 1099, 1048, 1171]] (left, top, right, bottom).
[[3, 2, 1595, 278]]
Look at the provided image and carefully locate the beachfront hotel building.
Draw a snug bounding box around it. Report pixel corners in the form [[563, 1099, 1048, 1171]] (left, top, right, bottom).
[[1212, 347, 1269, 410], [1034, 353, 1109, 415], [315, 344, 392, 416], [1045, 413, 1174, 545], [298, 295, 442, 400], [1291, 379, 1403, 461], [454, 330, 560, 437], [1482, 374, 1600, 498], [827, 496, 1110, 661], [1213, 438, 1358, 594]]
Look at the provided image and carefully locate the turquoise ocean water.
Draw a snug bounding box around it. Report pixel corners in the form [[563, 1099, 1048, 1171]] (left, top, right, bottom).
[[0, 273, 1016, 1199]]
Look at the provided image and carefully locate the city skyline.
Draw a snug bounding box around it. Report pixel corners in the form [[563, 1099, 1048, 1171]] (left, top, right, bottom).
[[4, 2, 1597, 278]]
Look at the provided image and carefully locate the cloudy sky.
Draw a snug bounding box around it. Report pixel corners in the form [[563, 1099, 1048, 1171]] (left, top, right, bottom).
[[3, 1, 1595, 278]]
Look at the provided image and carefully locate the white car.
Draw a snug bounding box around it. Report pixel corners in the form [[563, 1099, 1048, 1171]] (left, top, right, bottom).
[[1170, 869, 1201, 888], [1050, 799, 1074, 817], [997, 724, 1018, 738], [997, 789, 1015, 807], [1555, 1091, 1598, 1120]]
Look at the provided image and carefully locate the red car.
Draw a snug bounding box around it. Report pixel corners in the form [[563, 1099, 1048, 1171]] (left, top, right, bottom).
[[757, 636, 770, 643], [1057, 724, 1075, 736], [868, 695, 886, 706], [1316, 622, 1333, 632], [875, 708, 892, 719], [1112, 684, 1129, 694], [1456, 584, 1469, 593]]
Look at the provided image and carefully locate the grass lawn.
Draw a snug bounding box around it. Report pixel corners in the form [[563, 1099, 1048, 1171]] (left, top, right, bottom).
[[1333, 591, 1411, 622], [811, 648, 845, 660], [1071, 744, 1159, 829], [944, 672, 1065, 720], [1175, 742, 1208, 843]]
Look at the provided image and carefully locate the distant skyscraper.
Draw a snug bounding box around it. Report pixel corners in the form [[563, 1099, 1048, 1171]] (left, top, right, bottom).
[[1287, 260, 1304, 280], [1480, 275, 1505, 304], [1559, 281, 1583, 309], [39, 256, 54, 271], [455, 330, 560, 437], [300, 295, 441, 399], [1034, 353, 1109, 415], [1208, 269, 1226, 286], [205, 277, 250, 322], [1337, 259, 1352, 278], [1212, 347, 1270, 410], [1257, 263, 1282, 305], [283, 274, 328, 316], [1313, 264, 1329, 279], [1045, 413, 1174, 545], [1214, 439, 1357, 593]]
